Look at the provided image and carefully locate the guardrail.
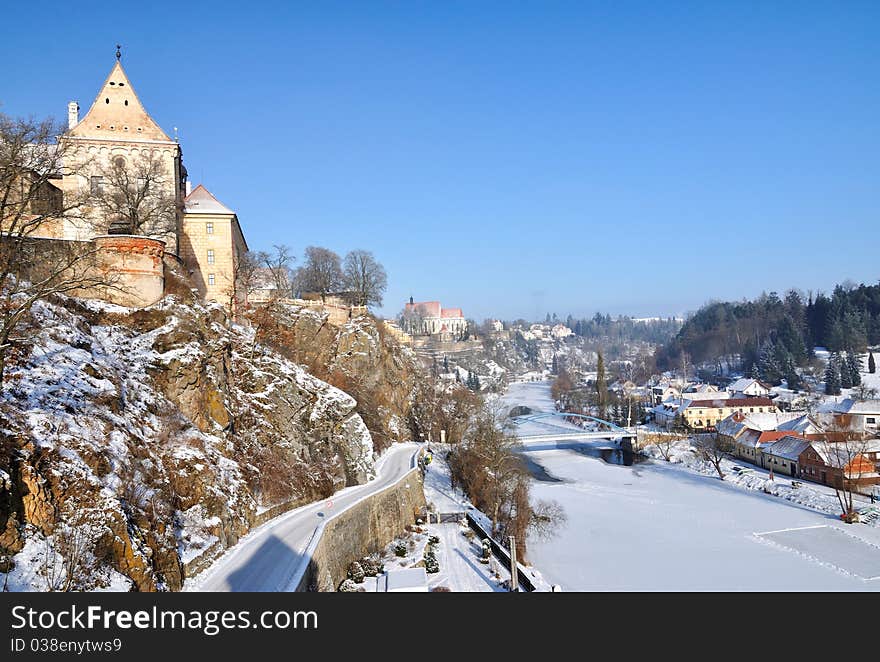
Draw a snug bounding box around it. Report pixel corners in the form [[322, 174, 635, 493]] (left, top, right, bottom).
[[464, 513, 536, 592]]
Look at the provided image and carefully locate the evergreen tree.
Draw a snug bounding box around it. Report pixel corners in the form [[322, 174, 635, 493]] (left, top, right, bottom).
[[551, 353, 559, 375], [825, 354, 842, 395], [870, 352, 876, 374], [785, 361, 803, 391], [596, 351, 608, 415], [840, 352, 854, 389], [443, 355, 449, 373], [846, 351, 861, 387]]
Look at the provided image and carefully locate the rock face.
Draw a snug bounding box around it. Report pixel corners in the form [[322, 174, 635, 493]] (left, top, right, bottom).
[[0, 295, 378, 591], [248, 303, 420, 453]]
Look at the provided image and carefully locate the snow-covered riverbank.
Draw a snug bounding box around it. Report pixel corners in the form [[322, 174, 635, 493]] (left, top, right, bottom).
[[503, 381, 880, 591]]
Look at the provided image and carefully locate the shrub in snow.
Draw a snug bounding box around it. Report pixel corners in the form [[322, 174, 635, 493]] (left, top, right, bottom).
[[394, 541, 407, 557], [431, 585, 451, 592], [347, 561, 365, 583], [479, 539, 491, 563], [338, 579, 359, 592], [428, 535, 440, 545], [360, 555, 383, 577], [423, 550, 440, 574]]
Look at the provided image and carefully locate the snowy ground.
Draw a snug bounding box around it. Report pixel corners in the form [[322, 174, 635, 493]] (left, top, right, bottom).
[[359, 522, 509, 592], [422, 442, 546, 590], [504, 381, 880, 591]]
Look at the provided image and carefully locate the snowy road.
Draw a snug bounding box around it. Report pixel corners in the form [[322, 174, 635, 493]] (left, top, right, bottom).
[[187, 443, 420, 592]]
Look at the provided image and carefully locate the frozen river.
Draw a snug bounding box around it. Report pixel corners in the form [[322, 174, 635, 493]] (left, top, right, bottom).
[[503, 381, 880, 591]]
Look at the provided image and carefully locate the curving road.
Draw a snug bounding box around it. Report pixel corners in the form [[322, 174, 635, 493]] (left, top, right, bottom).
[[188, 443, 421, 592]]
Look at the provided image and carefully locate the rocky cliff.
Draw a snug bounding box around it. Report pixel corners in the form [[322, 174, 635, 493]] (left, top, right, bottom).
[[0, 294, 382, 591], [247, 302, 420, 453]]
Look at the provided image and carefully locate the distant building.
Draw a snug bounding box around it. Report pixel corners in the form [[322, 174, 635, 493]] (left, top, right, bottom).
[[550, 324, 573, 340], [833, 399, 880, 435], [403, 298, 467, 337], [728, 378, 773, 398], [678, 397, 778, 431]]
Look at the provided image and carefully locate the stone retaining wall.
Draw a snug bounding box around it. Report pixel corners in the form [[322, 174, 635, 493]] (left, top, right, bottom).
[[296, 467, 427, 591]]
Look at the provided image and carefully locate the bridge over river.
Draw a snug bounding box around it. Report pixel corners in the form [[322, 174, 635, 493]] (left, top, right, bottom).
[[511, 411, 636, 449]]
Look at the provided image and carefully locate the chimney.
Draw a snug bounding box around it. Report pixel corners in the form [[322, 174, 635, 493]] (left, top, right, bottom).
[[185, 180, 192, 196], [67, 101, 79, 129]]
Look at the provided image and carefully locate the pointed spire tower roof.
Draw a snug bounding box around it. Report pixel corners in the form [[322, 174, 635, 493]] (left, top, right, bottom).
[[69, 54, 172, 142]]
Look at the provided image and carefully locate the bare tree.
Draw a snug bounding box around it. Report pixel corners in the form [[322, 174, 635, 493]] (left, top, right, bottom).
[[257, 244, 295, 299], [224, 249, 263, 313], [399, 303, 429, 336], [40, 500, 105, 592], [90, 150, 179, 238], [295, 246, 343, 301], [694, 433, 735, 479], [812, 429, 876, 522], [342, 249, 387, 307], [528, 499, 567, 541], [0, 114, 119, 388]]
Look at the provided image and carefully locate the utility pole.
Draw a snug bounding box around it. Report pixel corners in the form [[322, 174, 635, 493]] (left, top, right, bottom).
[[509, 536, 519, 592]]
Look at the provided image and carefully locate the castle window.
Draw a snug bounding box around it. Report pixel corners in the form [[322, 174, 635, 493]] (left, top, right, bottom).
[[207, 249, 215, 264], [206, 222, 214, 234], [109, 82, 116, 86], [118, 83, 125, 87], [90, 176, 104, 196], [208, 274, 215, 286], [137, 127, 142, 132], [124, 100, 129, 106], [105, 98, 110, 104]]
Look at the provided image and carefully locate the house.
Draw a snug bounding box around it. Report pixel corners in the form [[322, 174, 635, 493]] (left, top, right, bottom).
[[760, 435, 811, 476], [650, 385, 681, 405], [798, 440, 880, 490], [684, 383, 719, 394], [550, 324, 573, 340], [679, 397, 777, 431], [833, 399, 880, 435], [728, 378, 773, 398]]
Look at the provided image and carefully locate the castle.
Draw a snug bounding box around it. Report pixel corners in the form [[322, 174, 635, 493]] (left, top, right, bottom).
[[27, 50, 249, 311]]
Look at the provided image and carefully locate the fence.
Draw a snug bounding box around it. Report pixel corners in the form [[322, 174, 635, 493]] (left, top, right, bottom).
[[464, 513, 536, 592]]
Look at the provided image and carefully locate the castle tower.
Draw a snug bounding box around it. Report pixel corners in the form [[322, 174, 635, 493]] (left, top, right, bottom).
[[59, 51, 186, 253]]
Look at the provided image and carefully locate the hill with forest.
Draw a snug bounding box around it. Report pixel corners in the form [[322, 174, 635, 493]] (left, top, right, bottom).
[[655, 282, 880, 381]]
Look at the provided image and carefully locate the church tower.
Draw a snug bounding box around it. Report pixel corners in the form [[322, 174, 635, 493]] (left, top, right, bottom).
[[60, 48, 186, 253]]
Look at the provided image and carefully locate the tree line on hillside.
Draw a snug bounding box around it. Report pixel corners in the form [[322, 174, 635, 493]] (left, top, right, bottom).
[[238, 244, 388, 307], [655, 283, 880, 381], [511, 312, 681, 346]]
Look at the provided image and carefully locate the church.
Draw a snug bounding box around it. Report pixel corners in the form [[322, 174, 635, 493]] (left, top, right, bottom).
[[30, 49, 249, 311]]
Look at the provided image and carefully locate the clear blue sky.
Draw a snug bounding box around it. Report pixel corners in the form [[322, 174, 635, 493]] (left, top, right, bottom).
[[3, 1, 878, 321]]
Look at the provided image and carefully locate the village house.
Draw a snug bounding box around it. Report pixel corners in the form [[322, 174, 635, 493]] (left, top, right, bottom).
[[833, 399, 880, 435], [550, 323, 574, 340], [760, 435, 811, 476], [797, 440, 880, 490], [650, 385, 681, 405], [677, 397, 778, 431], [728, 378, 773, 398]]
